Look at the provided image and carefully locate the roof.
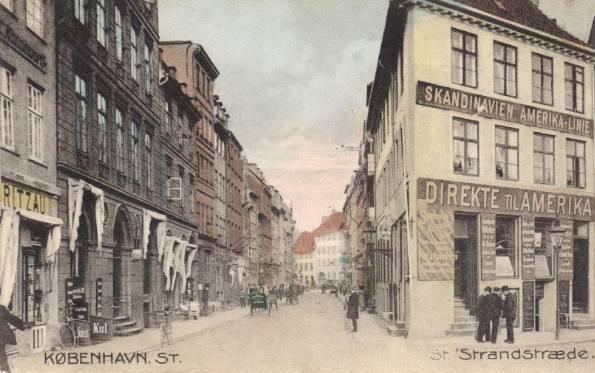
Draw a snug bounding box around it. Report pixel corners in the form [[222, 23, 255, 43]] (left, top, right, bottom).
[[292, 212, 345, 254], [451, 0, 586, 46], [589, 16, 595, 48]]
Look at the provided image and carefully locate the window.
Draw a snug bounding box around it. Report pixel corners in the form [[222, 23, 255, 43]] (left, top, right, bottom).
[[74, 0, 86, 25], [115, 6, 123, 61], [130, 119, 140, 181], [115, 108, 125, 172], [28, 85, 43, 161], [75, 74, 88, 152], [495, 216, 517, 278], [533, 133, 554, 184], [532, 54, 553, 105], [534, 218, 554, 278], [145, 132, 153, 189], [144, 42, 152, 93], [566, 139, 585, 188], [565, 63, 584, 113], [493, 42, 516, 97], [96, 93, 108, 163], [451, 29, 477, 87], [26, 0, 43, 36], [96, 0, 107, 47], [21, 248, 42, 324], [130, 25, 139, 81], [453, 118, 478, 175], [164, 100, 171, 133], [0, 66, 14, 149], [495, 126, 518, 180]]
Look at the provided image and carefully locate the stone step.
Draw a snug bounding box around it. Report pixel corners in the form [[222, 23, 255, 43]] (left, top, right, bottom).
[[113, 316, 129, 322], [387, 325, 407, 337], [450, 321, 477, 330], [572, 313, 592, 321], [574, 323, 595, 330], [114, 326, 143, 337], [455, 316, 477, 323], [445, 328, 476, 336], [114, 319, 137, 329]]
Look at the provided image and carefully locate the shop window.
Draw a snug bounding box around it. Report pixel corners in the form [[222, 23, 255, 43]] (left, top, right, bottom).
[[534, 218, 554, 278], [495, 216, 517, 278], [566, 139, 585, 188], [533, 133, 554, 184], [495, 126, 518, 180], [21, 248, 42, 325], [453, 118, 478, 175], [493, 42, 517, 97]]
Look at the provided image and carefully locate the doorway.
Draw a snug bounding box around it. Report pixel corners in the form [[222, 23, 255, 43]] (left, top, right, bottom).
[[454, 214, 478, 311], [113, 224, 123, 317], [573, 222, 589, 313]]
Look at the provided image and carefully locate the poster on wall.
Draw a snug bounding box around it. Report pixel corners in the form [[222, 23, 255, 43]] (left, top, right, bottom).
[[417, 200, 454, 281]]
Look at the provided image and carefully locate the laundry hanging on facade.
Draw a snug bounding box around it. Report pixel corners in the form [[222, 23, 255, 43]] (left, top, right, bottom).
[[68, 178, 105, 253], [142, 208, 167, 260]]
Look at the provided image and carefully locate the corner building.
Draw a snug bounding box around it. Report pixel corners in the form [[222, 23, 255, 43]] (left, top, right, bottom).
[[368, 0, 595, 338]]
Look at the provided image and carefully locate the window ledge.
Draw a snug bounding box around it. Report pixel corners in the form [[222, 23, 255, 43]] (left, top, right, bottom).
[[25, 26, 46, 45], [28, 157, 47, 168], [1, 145, 19, 157]]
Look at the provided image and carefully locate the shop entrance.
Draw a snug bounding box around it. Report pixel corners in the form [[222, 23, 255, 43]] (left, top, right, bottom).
[[112, 209, 130, 317], [573, 222, 589, 313], [454, 214, 478, 311]]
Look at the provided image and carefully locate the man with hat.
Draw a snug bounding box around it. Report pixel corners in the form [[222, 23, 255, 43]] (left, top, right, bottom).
[[476, 286, 491, 342], [485, 286, 502, 343], [346, 288, 359, 332], [502, 285, 516, 343]]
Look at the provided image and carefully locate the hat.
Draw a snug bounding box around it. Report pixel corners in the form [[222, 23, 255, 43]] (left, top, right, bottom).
[[501, 285, 510, 291], [484, 286, 492, 292], [493, 287, 501, 291]]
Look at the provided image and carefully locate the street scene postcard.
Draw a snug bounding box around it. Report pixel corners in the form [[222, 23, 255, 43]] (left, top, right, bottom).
[[2, 0, 595, 373]]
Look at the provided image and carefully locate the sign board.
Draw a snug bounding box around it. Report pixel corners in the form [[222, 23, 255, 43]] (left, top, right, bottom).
[[249, 292, 266, 305], [558, 220, 574, 281], [96, 278, 103, 317], [416, 81, 593, 138], [521, 216, 535, 280], [72, 320, 91, 346], [417, 200, 454, 280], [522, 281, 535, 331], [0, 180, 53, 215], [418, 178, 594, 220], [559, 280, 570, 315], [90, 315, 113, 341], [66, 278, 88, 320], [0, 20, 47, 71], [480, 213, 496, 281]]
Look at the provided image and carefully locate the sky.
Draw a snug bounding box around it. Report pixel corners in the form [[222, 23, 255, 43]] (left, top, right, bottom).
[[158, 0, 594, 232]]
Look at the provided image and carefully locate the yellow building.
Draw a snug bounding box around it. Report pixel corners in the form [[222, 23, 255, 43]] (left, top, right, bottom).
[[368, 0, 595, 338]]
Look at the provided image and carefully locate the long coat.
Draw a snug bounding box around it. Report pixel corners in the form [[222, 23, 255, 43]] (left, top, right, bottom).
[[502, 293, 516, 320], [484, 293, 502, 319], [0, 305, 25, 345], [346, 292, 359, 320]]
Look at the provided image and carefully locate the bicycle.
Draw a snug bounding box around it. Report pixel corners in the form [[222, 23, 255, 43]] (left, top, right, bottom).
[[59, 316, 87, 349], [156, 310, 172, 347]]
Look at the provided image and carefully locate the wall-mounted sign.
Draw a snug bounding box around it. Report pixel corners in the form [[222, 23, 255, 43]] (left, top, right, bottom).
[[66, 278, 88, 320], [522, 281, 535, 332], [0, 20, 47, 71], [90, 315, 112, 341], [416, 200, 454, 281], [480, 213, 496, 281], [96, 278, 103, 317], [418, 178, 594, 220], [0, 181, 53, 215], [416, 81, 593, 138]]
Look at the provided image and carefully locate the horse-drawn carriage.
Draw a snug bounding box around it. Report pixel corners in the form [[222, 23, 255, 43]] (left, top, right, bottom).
[[248, 289, 267, 315], [285, 285, 299, 305]]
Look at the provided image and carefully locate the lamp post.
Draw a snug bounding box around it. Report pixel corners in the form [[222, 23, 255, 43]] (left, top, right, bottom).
[[548, 219, 566, 341]]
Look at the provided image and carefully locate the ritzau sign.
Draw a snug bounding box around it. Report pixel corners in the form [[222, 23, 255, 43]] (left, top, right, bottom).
[[416, 81, 593, 138]]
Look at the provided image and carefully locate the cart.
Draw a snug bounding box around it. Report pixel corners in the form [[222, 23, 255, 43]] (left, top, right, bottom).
[[286, 286, 299, 305], [248, 291, 267, 315]]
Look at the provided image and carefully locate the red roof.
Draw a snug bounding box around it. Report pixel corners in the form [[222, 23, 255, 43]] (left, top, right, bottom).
[[453, 0, 587, 46], [292, 212, 345, 255]]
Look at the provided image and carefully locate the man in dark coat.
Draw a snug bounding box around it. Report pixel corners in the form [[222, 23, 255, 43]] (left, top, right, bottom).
[[502, 285, 516, 343], [0, 305, 25, 373], [346, 288, 359, 332], [476, 286, 491, 342], [485, 286, 502, 343]]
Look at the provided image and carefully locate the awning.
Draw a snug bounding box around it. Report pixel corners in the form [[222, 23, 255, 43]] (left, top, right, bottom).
[[142, 209, 167, 260], [19, 210, 63, 263], [68, 178, 105, 253]]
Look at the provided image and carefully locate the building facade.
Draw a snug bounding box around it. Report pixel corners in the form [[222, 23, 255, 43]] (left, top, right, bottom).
[[366, 0, 595, 338], [314, 231, 346, 284], [0, 0, 60, 354]]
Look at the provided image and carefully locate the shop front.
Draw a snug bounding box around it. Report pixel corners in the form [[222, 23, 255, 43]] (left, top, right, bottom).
[[416, 178, 594, 336], [0, 180, 61, 354]]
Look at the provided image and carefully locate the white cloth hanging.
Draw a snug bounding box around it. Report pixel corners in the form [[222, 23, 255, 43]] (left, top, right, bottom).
[[177, 241, 188, 292], [162, 236, 176, 291], [0, 210, 19, 306], [19, 210, 63, 263], [185, 247, 198, 285], [68, 178, 105, 253], [142, 209, 167, 260]]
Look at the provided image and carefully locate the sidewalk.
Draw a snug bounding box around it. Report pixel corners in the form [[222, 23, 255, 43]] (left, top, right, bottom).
[[11, 306, 249, 367]]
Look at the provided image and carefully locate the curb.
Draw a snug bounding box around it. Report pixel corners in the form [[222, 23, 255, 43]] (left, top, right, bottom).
[[138, 311, 250, 353]]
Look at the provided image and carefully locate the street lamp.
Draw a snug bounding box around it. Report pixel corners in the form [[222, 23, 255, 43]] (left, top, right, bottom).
[[548, 219, 566, 341]]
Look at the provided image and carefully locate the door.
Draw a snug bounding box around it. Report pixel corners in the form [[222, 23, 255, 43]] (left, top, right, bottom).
[[454, 215, 478, 310], [573, 235, 589, 313], [113, 229, 123, 317]]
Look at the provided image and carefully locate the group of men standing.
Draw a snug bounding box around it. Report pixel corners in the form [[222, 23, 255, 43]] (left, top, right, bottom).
[[476, 286, 517, 344]]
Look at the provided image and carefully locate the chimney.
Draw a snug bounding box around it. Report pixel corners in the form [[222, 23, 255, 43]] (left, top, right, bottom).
[[589, 16, 595, 49]]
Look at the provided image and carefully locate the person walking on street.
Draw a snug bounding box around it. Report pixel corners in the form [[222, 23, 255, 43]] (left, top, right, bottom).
[[476, 286, 491, 343], [485, 286, 502, 343], [0, 304, 25, 373], [502, 286, 516, 344], [346, 288, 359, 332]]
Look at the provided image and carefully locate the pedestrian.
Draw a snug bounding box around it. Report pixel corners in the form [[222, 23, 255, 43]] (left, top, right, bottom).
[[475, 286, 491, 343], [485, 286, 502, 343], [502, 286, 516, 344], [346, 288, 359, 332], [0, 304, 25, 373], [322, 284, 326, 294]]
